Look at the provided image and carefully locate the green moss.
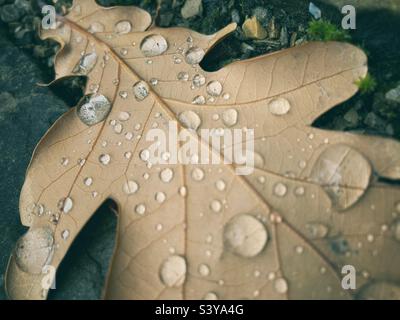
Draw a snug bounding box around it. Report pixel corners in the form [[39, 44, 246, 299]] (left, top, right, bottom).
[[355, 73, 377, 94], [307, 19, 350, 42]]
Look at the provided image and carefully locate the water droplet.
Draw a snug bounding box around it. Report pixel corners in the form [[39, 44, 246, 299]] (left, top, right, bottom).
[[298, 160, 307, 169], [268, 98, 291, 115], [123, 180, 139, 195], [177, 71, 189, 81], [155, 191, 166, 203], [179, 110, 201, 131], [295, 246, 304, 254], [224, 214, 268, 257], [215, 179, 226, 191], [305, 223, 328, 239], [14, 227, 54, 274], [73, 52, 98, 75], [135, 204, 146, 215], [192, 74, 206, 87], [61, 229, 70, 240], [119, 91, 128, 99], [61, 157, 69, 166], [98, 153, 111, 165], [140, 149, 150, 162], [191, 168, 205, 181], [222, 93, 230, 100], [192, 95, 206, 105], [274, 278, 288, 294], [125, 132, 133, 140], [310, 144, 371, 211], [203, 292, 218, 300], [155, 223, 163, 231], [273, 182, 287, 197], [84, 177, 93, 186], [159, 255, 187, 287], [185, 46, 205, 65], [210, 200, 222, 213], [114, 20, 132, 34], [294, 186, 305, 196], [118, 111, 130, 121], [113, 122, 123, 134], [150, 78, 158, 86], [222, 108, 238, 127], [132, 81, 149, 101], [367, 234, 374, 242], [268, 272, 276, 280], [140, 34, 168, 57], [77, 94, 111, 126], [160, 168, 174, 183], [206, 81, 223, 97], [33, 203, 44, 216], [88, 22, 105, 34], [59, 197, 73, 214], [179, 186, 187, 197], [198, 263, 211, 277], [124, 151, 132, 159]]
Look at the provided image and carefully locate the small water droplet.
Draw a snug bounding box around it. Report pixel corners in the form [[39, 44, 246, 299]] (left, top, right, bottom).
[[224, 214, 268, 258], [192, 95, 206, 105], [215, 179, 226, 191], [177, 71, 189, 81], [135, 204, 146, 215], [179, 186, 187, 197], [274, 278, 288, 294], [222, 109, 238, 127], [294, 186, 305, 196], [113, 122, 123, 134], [123, 180, 139, 195], [273, 182, 287, 197], [295, 246, 304, 254], [84, 177, 93, 186], [73, 52, 98, 75], [132, 81, 149, 101], [222, 93, 230, 100], [305, 223, 328, 239], [179, 110, 201, 131], [99, 153, 111, 165], [125, 132, 133, 140], [155, 191, 166, 203], [88, 22, 105, 33], [160, 168, 174, 183], [206, 81, 223, 97], [61, 229, 70, 240], [203, 292, 218, 300], [198, 263, 211, 277], [191, 168, 205, 181], [119, 91, 128, 99], [61, 157, 69, 166], [140, 149, 150, 162], [140, 34, 168, 57], [268, 98, 291, 115], [192, 74, 206, 87], [118, 111, 130, 121], [210, 200, 222, 213], [160, 255, 187, 287], [60, 197, 73, 214], [77, 94, 111, 126], [114, 20, 132, 34], [185, 46, 205, 65], [150, 78, 158, 86]]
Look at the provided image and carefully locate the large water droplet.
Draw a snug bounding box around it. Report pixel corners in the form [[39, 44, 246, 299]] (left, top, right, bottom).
[[224, 214, 268, 258], [185, 46, 205, 65], [59, 197, 73, 214], [222, 109, 238, 127], [140, 34, 168, 57], [179, 110, 201, 131], [114, 20, 132, 34], [207, 81, 223, 97], [192, 95, 206, 105], [159, 255, 187, 287], [73, 52, 98, 75], [132, 81, 149, 101], [14, 227, 54, 274], [192, 74, 206, 87], [268, 98, 291, 115], [310, 144, 371, 211], [99, 153, 111, 165], [77, 94, 111, 126], [123, 180, 139, 195], [191, 168, 205, 181]]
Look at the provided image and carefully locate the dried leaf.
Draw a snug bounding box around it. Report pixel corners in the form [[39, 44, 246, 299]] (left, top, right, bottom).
[[5, 0, 400, 300]]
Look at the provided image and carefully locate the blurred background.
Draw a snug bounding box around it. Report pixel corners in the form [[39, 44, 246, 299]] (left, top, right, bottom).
[[0, 0, 399, 299]]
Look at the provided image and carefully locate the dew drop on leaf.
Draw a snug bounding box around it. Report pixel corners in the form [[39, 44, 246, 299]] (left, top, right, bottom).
[[99, 153, 111, 165], [87, 22, 105, 34], [179, 110, 201, 131], [223, 214, 268, 258], [191, 168, 205, 181], [274, 278, 289, 294], [114, 20, 132, 34], [123, 180, 139, 195], [77, 94, 111, 126], [155, 191, 166, 203], [215, 179, 226, 191], [192, 74, 206, 87], [160, 168, 174, 183], [132, 81, 149, 101], [177, 71, 189, 81], [203, 292, 218, 300], [14, 227, 54, 274], [140, 34, 168, 57], [198, 263, 211, 277], [222, 108, 238, 127], [192, 95, 206, 105], [206, 81, 223, 97], [73, 52, 98, 75], [185, 46, 205, 65], [273, 182, 287, 197], [268, 98, 291, 115], [159, 255, 187, 287]]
